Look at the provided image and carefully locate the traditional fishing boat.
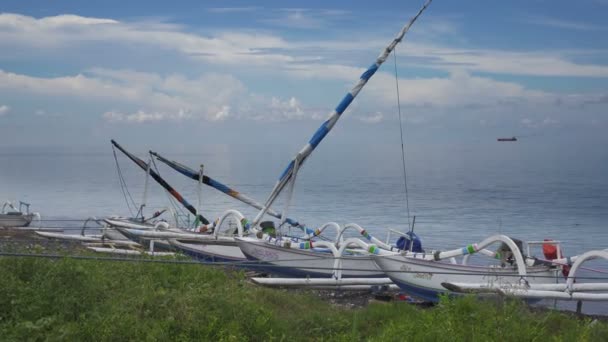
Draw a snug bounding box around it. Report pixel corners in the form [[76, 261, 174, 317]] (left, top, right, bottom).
[[34, 216, 149, 254], [226, 1, 433, 279], [0, 201, 39, 228], [371, 235, 558, 302], [234, 222, 388, 278], [110, 140, 257, 261], [152, 151, 399, 274], [373, 235, 608, 302]]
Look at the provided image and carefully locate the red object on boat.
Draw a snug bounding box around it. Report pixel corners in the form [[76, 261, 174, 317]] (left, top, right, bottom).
[[497, 137, 517, 142], [542, 239, 571, 278], [542, 240, 558, 260]]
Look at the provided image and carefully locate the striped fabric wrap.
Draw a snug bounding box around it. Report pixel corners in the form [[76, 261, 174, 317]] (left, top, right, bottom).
[[361, 230, 373, 241], [240, 218, 251, 231], [303, 227, 323, 237], [299, 241, 313, 250], [252, 0, 433, 228], [461, 243, 479, 255]]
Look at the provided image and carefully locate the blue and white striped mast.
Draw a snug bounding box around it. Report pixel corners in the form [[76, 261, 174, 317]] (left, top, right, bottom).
[[251, 0, 433, 229]]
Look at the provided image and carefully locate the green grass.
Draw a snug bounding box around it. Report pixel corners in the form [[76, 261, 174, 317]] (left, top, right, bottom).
[[0, 256, 607, 341]]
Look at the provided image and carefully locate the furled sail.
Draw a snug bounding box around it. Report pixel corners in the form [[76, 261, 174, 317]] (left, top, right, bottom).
[[150, 151, 303, 228], [111, 140, 210, 225]]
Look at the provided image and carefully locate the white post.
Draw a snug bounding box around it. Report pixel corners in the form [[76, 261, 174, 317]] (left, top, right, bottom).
[[141, 157, 151, 218], [198, 164, 204, 225]]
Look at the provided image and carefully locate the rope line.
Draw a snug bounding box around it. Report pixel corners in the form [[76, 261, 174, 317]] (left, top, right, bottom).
[[112, 146, 137, 216], [150, 157, 190, 227], [392, 46, 412, 231]]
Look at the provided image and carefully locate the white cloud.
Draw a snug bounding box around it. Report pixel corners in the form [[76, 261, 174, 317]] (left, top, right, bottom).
[[212, 105, 231, 121], [359, 112, 383, 124], [525, 15, 607, 31], [397, 42, 608, 78], [103, 109, 190, 123], [2, 64, 606, 126], [0, 105, 9, 116], [0, 67, 324, 123], [520, 117, 561, 129], [258, 7, 351, 29], [262, 9, 327, 29], [0, 13, 117, 29], [542, 117, 559, 126], [238, 95, 315, 121], [2, 13, 608, 78], [0, 13, 295, 67], [0, 12, 607, 128], [363, 70, 551, 109], [0, 68, 247, 121], [207, 7, 259, 13], [270, 96, 304, 119]]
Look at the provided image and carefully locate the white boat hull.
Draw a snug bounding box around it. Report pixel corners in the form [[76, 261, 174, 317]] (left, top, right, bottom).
[[0, 213, 34, 228], [373, 254, 557, 302], [169, 239, 245, 262], [236, 237, 384, 278], [36, 231, 104, 242]]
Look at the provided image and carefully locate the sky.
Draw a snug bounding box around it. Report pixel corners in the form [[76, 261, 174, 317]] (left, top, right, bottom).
[[0, 0, 607, 151]]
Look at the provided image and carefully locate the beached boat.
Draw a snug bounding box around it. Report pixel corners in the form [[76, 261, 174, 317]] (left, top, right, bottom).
[[372, 235, 608, 302], [235, 235, 384, 278], [112, 209, 251, 261], [0, 201, 38, 228], [234, 222, 398, 278], [109, 140, 220, 252], [34, 216, 143, 249], [371, 235, 558, 302], [226, 1, 433, 280], [112, 140, 276, 261], [111, 140, 212, 229]]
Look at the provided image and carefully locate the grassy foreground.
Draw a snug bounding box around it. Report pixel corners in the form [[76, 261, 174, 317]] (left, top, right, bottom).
[[1, 256, 607, 341]]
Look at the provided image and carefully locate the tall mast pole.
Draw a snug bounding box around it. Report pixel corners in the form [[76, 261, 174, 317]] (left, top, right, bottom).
[[251, 0, 433, 229]]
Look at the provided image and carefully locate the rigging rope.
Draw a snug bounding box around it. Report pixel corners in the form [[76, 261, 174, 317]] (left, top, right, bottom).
[[112, 146, 137, 217], [150, 157, 191, 228], [392, 46, 412, 231]]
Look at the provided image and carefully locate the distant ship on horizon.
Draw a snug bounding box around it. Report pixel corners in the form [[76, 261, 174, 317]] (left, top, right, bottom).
[[497, 137, 517, 142]]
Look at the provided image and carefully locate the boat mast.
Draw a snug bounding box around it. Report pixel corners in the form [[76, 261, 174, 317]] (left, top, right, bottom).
[[138, 156, 151, 221], [111, 140, 210, 225], [196, 164, 204, 227], [251, 0, 433, 229], [150, 151, 305, 229]]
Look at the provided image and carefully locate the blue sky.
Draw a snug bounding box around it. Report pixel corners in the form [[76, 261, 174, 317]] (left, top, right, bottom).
[[0, 0, 607, 149]]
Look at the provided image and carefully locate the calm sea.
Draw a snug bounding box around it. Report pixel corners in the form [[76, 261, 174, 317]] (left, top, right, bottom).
[[1, 140, 607, 313]]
